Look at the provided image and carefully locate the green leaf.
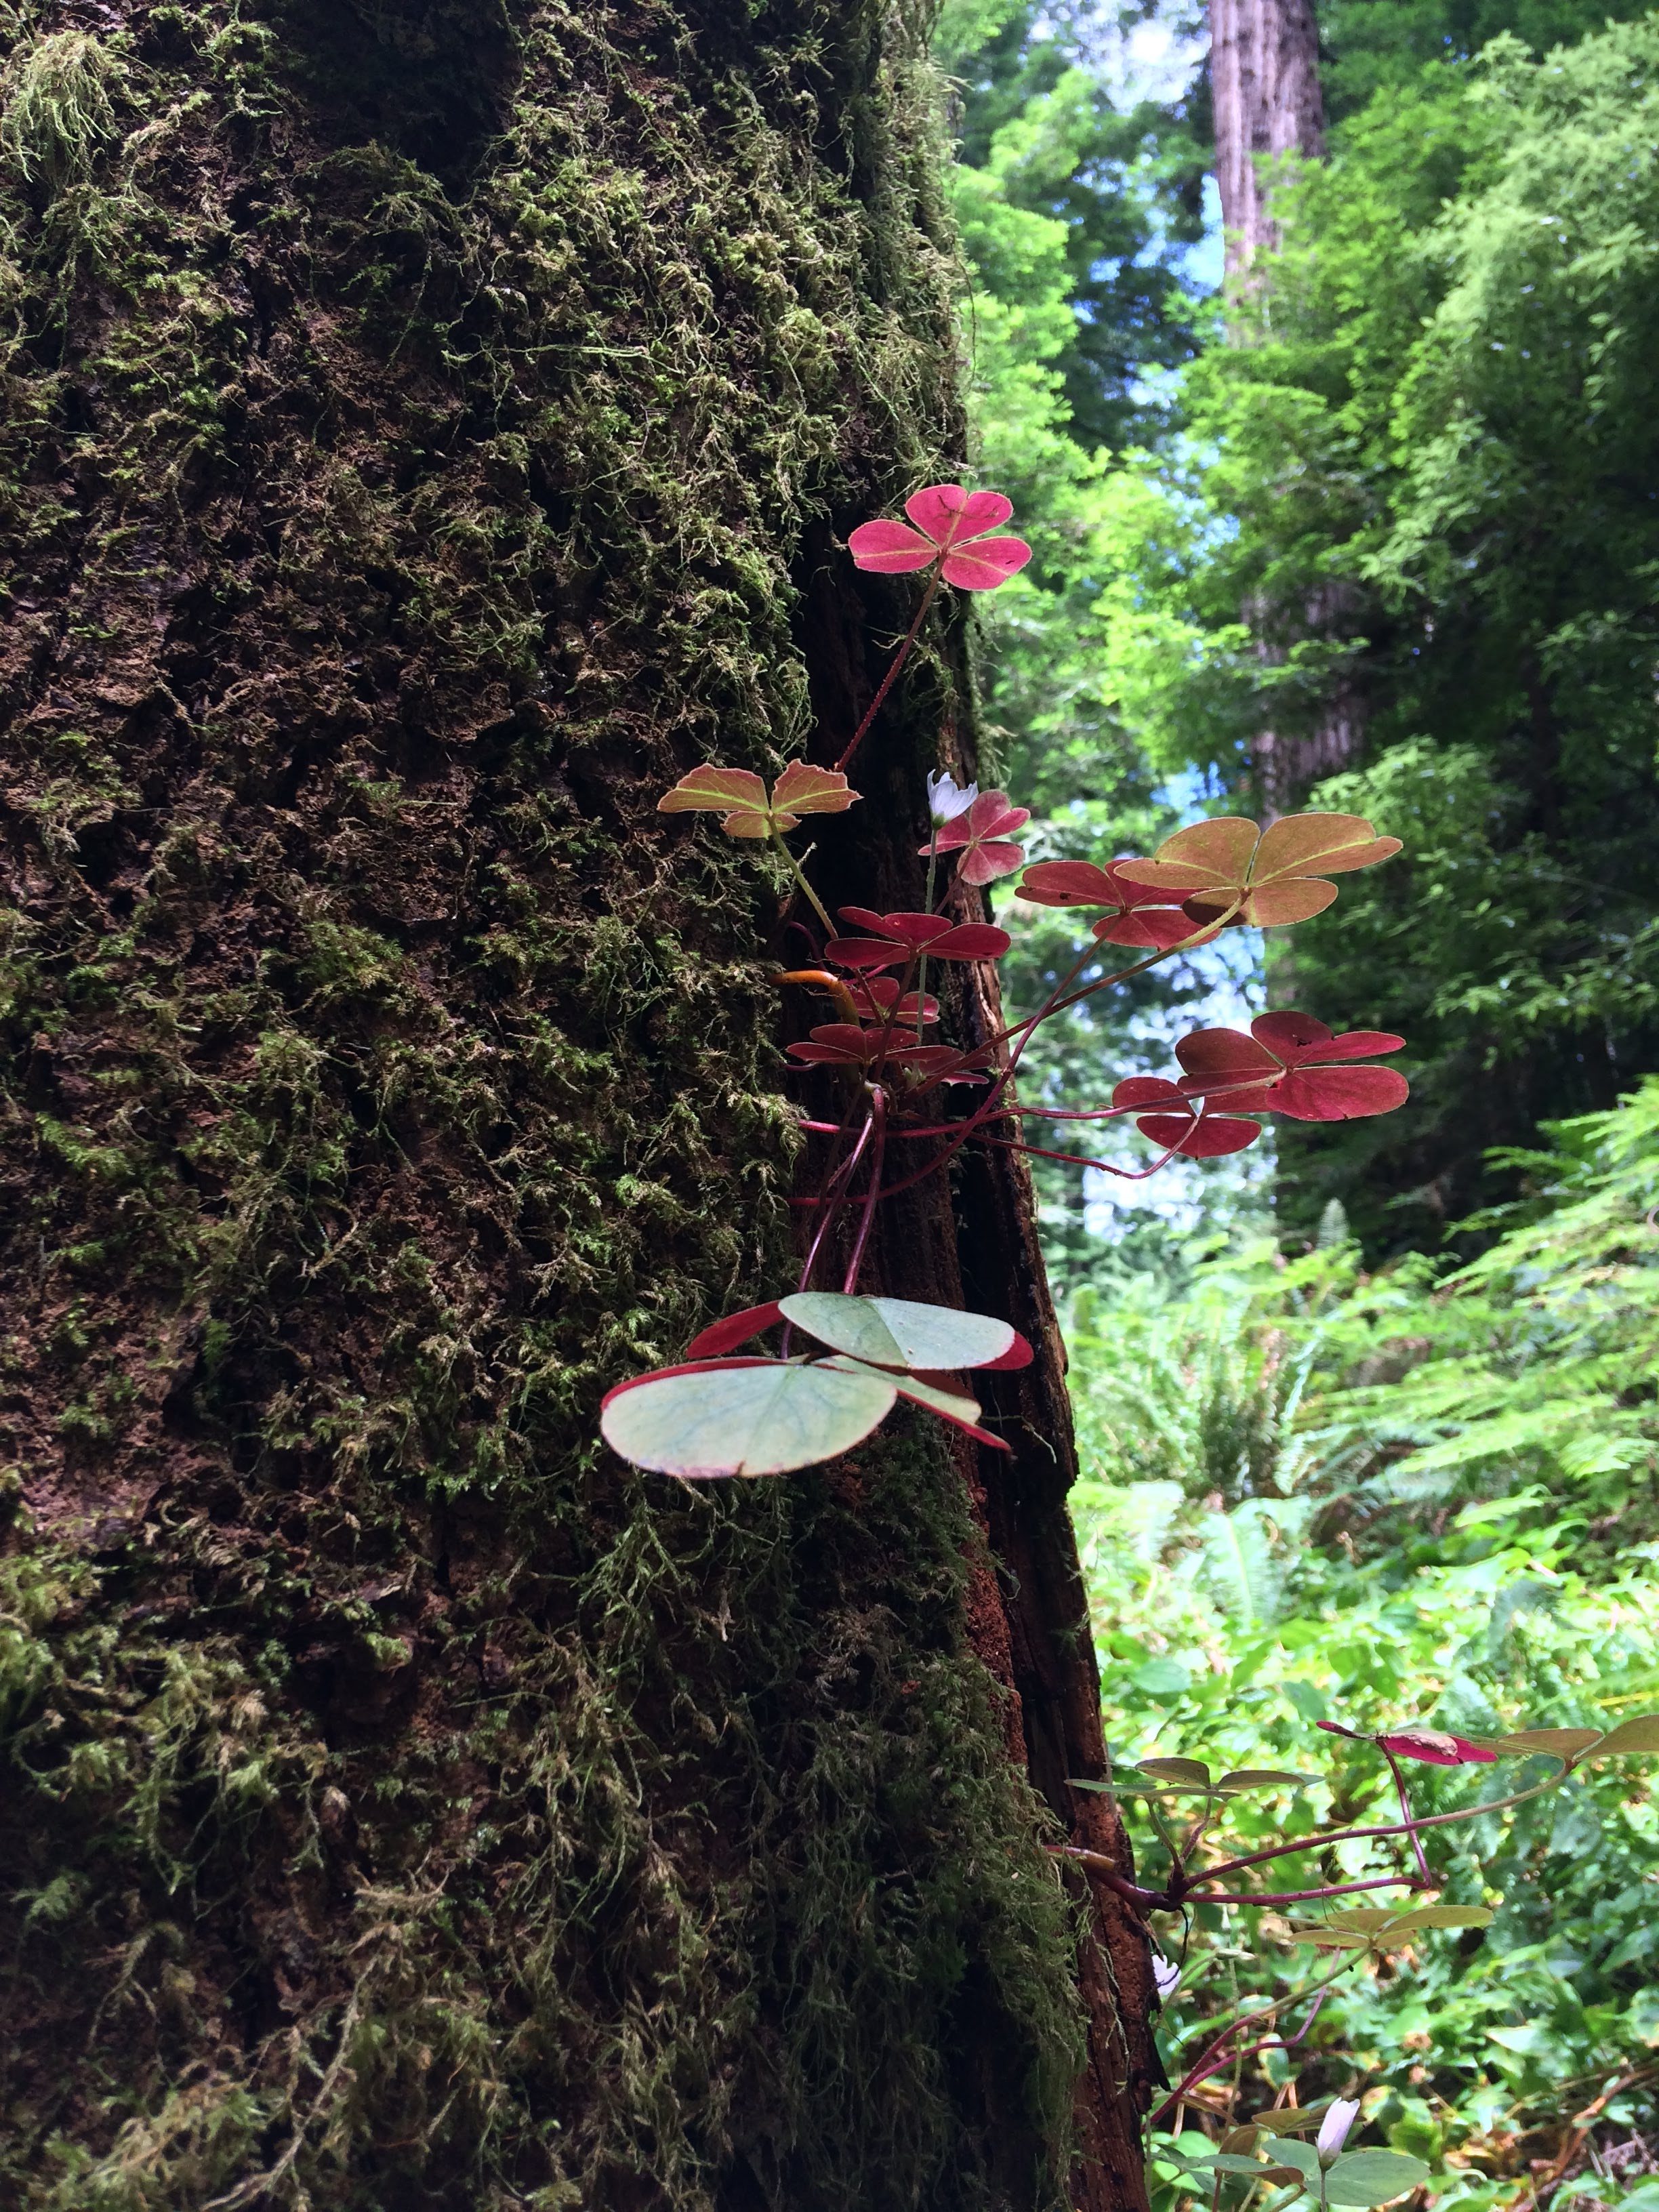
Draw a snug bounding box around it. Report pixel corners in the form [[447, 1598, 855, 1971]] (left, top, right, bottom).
[[1378, 1905, 1494, 1933], [1130, 1657, 1193, 1697], [1583, 1714, 1659, 1757], [1324, 2150, 1431, 2207], [818, 1355, 1004, 1448], [1480, 1727, 1603, 1760], [600, 1358, 894, 1477], [1137, 1755, 1211, 1786], [1267, 2139, 1321, 2182], [1216, 1769, 1314, 1794], [1254, 2105, 1336, 2137], [779, 1291, 1016, 1370]]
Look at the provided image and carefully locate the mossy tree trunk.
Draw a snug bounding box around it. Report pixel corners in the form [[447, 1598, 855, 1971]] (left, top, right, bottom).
[[0, 1, 1155, 2206]]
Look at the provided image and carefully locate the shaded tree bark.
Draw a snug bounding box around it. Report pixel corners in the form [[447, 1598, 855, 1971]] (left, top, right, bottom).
[[0, 3, 1151, 2209]]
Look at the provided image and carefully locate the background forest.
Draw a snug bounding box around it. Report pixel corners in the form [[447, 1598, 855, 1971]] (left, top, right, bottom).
[[937, 0, 1659, 2204]]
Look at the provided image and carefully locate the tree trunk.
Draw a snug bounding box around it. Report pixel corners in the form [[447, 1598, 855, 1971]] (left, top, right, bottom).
[[1208, 0, 1324, 273], [0, 3, 1153, 2209], [1208, 0, 1359, 809]]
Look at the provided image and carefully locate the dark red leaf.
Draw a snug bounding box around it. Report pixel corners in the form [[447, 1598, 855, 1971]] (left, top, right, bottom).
[[928, 922, 1011, 960], [1094, 909, 1206, 950], [683, 1303, 785, 1359], [1112, 1076, 1184, 1110], [824, 938, 907, 972], [1136, 1112, 1262, 1158], [979, 1331, 1036, 1370], [1270, 1066, 1410, 1121]]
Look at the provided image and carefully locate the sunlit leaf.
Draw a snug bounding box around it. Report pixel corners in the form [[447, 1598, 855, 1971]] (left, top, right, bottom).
[[657, 760, 861, 838], [1116, 812, 1400, 928], [1137, 1755, 1211, 1786], [769, 760, 859, 823], [1324, 2150, 1431, 2206], [1583, 1714, 1659, 1757], [1215, 1769, 1314, 1794], [600, 1357, 893, 1477], [779, 1291, 1021, 1371]]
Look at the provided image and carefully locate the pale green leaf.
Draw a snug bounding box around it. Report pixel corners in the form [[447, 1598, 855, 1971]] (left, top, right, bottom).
[[601, 1359, 893, 1477], [1324, 2150, 1431, 2206], [779, 1290, 1016, 1370]]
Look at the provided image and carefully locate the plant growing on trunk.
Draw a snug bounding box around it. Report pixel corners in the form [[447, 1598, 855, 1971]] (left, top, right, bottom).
[[605, 479, 1659, 2200], [605, 482, 1406, 1483]]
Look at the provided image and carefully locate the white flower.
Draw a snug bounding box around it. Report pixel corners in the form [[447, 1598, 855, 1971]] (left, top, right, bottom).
[[926, 769, 978, 823], [1151, 1952, 1181, 2003], [1317, 2099, 1361, 2165]]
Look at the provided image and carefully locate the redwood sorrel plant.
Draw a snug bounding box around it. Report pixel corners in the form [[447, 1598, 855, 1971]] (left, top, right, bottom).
[[603, 480, 1408, 1483], [607, 482, 1659, 2196]]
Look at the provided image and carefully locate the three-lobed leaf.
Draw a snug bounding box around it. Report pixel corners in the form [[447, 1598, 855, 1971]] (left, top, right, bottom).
[[658, 760, 859, 837], [1116, 812, 1401, 928]]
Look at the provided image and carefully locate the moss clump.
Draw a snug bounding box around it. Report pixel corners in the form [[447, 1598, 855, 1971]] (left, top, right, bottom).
[[0, 0, 1092, 2205]]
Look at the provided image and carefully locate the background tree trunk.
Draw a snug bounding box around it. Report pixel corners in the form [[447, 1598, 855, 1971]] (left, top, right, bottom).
[[0, 2, 1151, 2207], [1208, 0, 1325, 272], [1208, 0, 1359, 810]]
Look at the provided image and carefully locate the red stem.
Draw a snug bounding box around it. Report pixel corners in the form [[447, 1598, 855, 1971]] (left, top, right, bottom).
[[842, 1088, 886, 1294], [835, 573, 941, 775]]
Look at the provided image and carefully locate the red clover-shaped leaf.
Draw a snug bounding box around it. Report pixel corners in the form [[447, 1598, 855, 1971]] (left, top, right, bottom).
[[848, 485, 1033, 591], [1174, 1012, 1408, 1122], [922, 790, 1030, 884], [1111, 1076, 1262, 1158], [826, 908, 1011, 970], [1019, 859, 1214, 949]]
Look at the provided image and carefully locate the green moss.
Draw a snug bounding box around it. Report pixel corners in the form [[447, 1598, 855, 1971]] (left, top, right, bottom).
[[0, 0, 1092, 2206]]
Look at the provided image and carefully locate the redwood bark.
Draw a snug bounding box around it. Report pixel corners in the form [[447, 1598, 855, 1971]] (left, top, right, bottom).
[[1208, 0, 1360, 806], [0, 1, 1150, 2206], [1209, 0, 1325, 272]]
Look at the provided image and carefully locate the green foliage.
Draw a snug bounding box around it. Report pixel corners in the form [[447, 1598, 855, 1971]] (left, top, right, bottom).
[[1094, 18, 1659, 1248], [1066, 1083, 1659, 2199], [1314, 0, 1659, 123], [937, 0, 1207, 448]]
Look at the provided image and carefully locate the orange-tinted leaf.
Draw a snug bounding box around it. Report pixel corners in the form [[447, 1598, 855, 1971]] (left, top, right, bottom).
[[658, 760, 859, 838], [1218, 879, 1338, 928], [1118, 811, 1399, 930], [771, 760, 860, 821], [1252, 813, 1401, 880], [659, 766, 768, 817], [1119, 817, 1258, 889]]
